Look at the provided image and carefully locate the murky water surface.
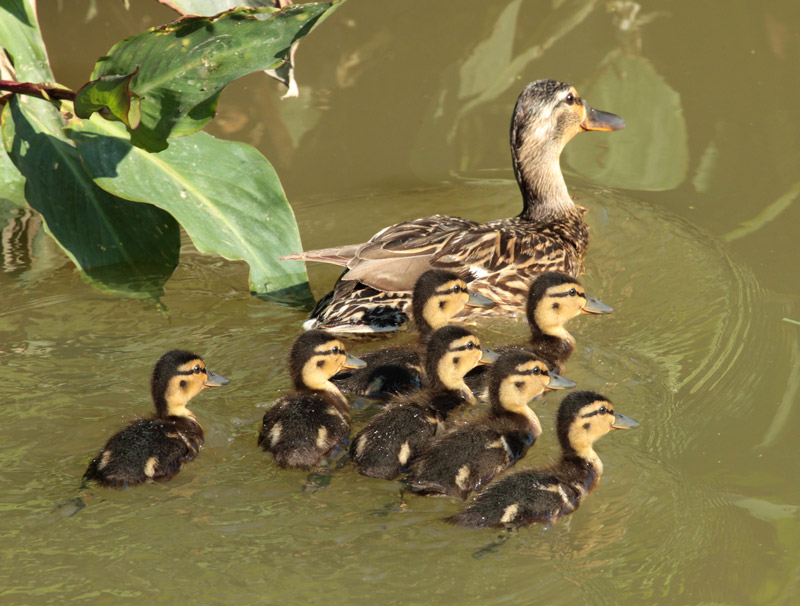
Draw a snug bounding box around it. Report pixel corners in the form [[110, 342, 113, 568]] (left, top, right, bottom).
[[2, 1, 799, 604]]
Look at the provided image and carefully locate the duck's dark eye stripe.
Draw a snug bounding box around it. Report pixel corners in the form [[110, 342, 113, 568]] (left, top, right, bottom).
[[318, 347, 344, 356], [449, 342, 479, 352], [581, 410, 600, 418], [176, 367, 207, 376], [550, 290, 585, 298]]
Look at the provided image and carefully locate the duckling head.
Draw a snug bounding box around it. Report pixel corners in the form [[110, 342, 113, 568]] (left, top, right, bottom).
[[289, 330, 365, 391], [412, 269, 494, 334], [558, 391, 639, 460], [488, 351, 575, 434], [527, 272, 613, 343], [511, 79, 625, 219], [425, 325, 497, 394], [151, 350, 229, 419]]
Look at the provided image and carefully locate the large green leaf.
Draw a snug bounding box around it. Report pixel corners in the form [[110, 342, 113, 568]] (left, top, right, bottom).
[[0, 137, 25, 209], [67, 112, 308, 295], [91, 2, 343, 151], [0, 0, 53, 82], [1, 95, 180, 291]]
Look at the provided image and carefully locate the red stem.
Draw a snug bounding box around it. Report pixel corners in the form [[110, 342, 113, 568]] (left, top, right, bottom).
[[0, 80, 75, 101]]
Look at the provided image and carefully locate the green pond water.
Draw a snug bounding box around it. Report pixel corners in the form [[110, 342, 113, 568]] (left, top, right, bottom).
[[1, 1, 799, 604]]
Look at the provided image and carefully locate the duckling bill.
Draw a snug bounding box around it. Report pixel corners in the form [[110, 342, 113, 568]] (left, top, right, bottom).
[[83, 350, 229, 488], [258, 330, 365, 470]]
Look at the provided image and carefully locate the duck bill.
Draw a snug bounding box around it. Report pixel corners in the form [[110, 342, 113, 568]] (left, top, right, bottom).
[[545, 372, 577, 390], [466, 290, 495, 308], [204, 370, 230, 387], [611, 412, 640, 430], [580, 103, 626, 132], [342, 353, 367, 370], [581, 296, 614, 315], [478, 348, 499, 365]]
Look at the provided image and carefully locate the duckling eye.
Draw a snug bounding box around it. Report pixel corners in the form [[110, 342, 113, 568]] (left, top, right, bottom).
[[565, 92, 575, 105], [452, 285, 462, 293], [598, 406, 608, 414], [568, 288, 577, 296], [466, 341, 475, 350], [331, 346, 340, 355], [532, 366, 541, 375]]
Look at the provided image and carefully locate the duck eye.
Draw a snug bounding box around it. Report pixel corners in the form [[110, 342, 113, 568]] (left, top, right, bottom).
[[193, 365, 203, 374], [331, 346, 340, 355], [569, 288, 577, 296], [598, 406, 607, 414], [532, 367, 540, 375], [466, 341, 474, 350], [565, 92, 575, 105]]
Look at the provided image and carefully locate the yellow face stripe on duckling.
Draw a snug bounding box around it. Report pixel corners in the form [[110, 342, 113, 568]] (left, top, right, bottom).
[[533, 282, 587, 339], [420, 279, 470, 330], [164, 359, 209, 417], [436, 335, 484, 390], [497, 360, 551, 410], [567, 399, 617, 460], [300, 339, 351, 390]]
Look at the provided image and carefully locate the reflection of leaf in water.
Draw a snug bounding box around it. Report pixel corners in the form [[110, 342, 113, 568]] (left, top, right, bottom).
[[755, 336, 800, 449], [451, 0, 598, 138], [731, 495, 799, 522], [723, 180, 800, 242], [565, 51, 688, 191]]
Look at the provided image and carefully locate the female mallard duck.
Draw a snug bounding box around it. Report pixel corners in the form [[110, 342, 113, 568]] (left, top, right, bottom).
[[332, 269, 493, 398], [83, 350, 229, 488], [446, 390, 638, 528], [465, 271, 611, 394], [350, 325, 497, 480], [258, 330, 366, 469], [283, 79, 624, 333], [408, 351, 575, 499]]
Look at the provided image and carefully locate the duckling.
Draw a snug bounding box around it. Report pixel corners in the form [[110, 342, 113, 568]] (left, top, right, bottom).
[[258, 330, 366, 469], [446, 390, 639, 528], [83, 350, 229, 488], [283, 79, 625, 333], [332, 269, 493, 398], [465, 271, 611, 394], [349, 325, 497, 480], [407, 351, 574, 499]]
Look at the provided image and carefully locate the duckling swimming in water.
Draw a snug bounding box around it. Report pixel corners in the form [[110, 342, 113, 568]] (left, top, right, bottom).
[[446, 390, 638, 528], [465, 271, 611, 394], [350, 325, 497, 480], [258, 330, 366, 470], [408, 351, 574, 499], [83, 350, 229, 488], [332, 269, 493, 398], [283, 79, 625, 333]]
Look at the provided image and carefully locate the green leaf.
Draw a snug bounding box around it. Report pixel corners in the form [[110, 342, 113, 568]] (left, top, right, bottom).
[[0, 0, 54, 82], [74, 69, 141, 128], [564, 51, 689, 191], [67, 112, 309, 295], [1, 95, 180, 292], [92, 2, 344, 151], [0, 135, 26, 209]]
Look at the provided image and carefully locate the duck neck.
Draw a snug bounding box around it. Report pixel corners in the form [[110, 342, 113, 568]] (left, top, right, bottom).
[[513, 146, 573, 222]]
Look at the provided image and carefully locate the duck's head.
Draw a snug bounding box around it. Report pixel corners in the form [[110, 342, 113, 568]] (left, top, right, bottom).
[[151, 350, 229, 419], [488, 350, 576, 432], [526, 272, 613, 342], [557, 391, 639, 459], [511, 79, 625, 218], [424, 325, 497, 392], [288, 330, 366, 391], [412, 269, 494, 334]]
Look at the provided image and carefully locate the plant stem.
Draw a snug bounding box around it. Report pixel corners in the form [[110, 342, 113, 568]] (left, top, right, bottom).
[[0, 80, 75, 102]]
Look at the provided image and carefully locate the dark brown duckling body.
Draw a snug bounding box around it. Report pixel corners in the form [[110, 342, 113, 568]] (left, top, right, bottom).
[[284, 79, 625, 334], [332, 269, 493, 399], [84, 350, 229, 488], [258, 331, 365, 470], [465, 272, 611, 394], [408, 351, 573, 499], [349, 325, 496, 480], [446, 390, 638, 528]]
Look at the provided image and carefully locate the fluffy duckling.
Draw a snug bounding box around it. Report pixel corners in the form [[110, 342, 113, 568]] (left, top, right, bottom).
[[408, 351, 574, 499], [258, 331, 366, 469], [332, 269, 493, 398], [350, 325, 497, 480], [283, 79, 625, 333], [465, 271, 610, 394], [83, 350, 229, 488], [446, 390, 638, 528]]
